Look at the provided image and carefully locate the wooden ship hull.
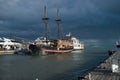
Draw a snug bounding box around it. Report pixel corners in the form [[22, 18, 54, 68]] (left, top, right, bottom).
[[42, 49, 72, 53], [29, 39, 73, 55], [41, 39, 73, 55]]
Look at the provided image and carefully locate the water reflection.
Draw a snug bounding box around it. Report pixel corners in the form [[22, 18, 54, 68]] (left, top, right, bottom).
[[72, 50, 84, 61], [41, 53, 72, 60], [72, 50, 83, 53]]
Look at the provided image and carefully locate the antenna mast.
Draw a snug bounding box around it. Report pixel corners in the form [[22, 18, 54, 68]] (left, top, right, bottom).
[[55, 8, 61, 39], [42, 6, 49, 40]]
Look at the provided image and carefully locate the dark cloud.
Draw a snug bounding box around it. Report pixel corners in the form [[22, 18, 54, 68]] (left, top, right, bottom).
[[0, 0, 120, 39], [92, 0, 120, 14]]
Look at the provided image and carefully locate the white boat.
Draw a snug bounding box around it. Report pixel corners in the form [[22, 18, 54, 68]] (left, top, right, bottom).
[[35, 37, 51, 46], [116, 40, 120, 48], [0, 37, 22, 54], [71, 37, 84, 50], [65, 33, 84, 50]]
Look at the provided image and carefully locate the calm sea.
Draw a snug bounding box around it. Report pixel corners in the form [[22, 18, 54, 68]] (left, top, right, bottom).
[[0, 39, 115, 80]]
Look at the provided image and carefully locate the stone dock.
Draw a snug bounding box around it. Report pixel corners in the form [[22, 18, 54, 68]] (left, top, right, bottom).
[[80, 51, 120, 80]]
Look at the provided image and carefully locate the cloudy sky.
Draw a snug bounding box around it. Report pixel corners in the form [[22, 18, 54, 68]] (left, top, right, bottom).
[[0, 0, 120, 39]]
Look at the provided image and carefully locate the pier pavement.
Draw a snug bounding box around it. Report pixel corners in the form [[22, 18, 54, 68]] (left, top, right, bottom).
[[80, 51, 120, 80]]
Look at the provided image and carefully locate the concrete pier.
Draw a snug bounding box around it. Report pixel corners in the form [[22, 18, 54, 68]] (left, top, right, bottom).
[[80, 51, 120, 80]]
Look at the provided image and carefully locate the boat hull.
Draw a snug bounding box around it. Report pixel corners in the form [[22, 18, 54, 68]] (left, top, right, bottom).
[[73, 47, 84, 50], [116, 45, 120, 48], [41, 48, 72, 54], [43, 49, 72, 53]]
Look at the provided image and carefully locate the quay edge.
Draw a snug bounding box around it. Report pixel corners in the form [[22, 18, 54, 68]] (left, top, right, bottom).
[[79, 50, 120, 80]]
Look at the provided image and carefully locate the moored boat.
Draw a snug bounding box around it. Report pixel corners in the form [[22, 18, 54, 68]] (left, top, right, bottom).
[[29, 39, 73, 55], [41, 39, 73, 55], [116, 40, 120, 48], [29, 6, 85, 55], [71, 37, 84, 50], [0, 37, 22, 55], [40, 7, 73, 55], [65, 33, 84, 50]]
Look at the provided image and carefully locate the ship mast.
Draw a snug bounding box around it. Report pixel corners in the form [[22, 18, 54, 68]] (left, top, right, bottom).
[[55, 8, 61, 39], [42, 6, 49, 40]]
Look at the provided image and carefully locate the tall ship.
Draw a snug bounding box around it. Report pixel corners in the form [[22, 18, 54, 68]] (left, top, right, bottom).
[[29, 6, 73, 55]]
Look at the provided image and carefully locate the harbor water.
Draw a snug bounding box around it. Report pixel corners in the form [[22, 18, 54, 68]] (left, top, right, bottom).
[[0, 39, 115, 80]]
